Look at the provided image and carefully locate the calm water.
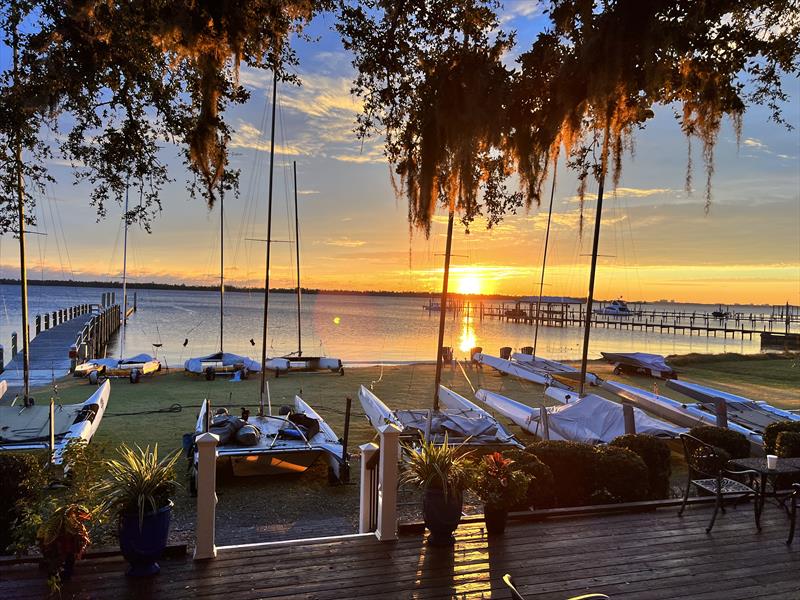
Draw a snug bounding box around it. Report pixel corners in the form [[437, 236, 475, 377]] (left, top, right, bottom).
[[0, 284, 784, 368]]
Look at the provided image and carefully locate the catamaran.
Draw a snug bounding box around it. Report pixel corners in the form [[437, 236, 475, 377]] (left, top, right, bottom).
[[74, 186, 161, 383], [475, 387, 683, 444], [600, 352, 677, 379], [188, 72, 348, 487], [1, 36, 110, 465]]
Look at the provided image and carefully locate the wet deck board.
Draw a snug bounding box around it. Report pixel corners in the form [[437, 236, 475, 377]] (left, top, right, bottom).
[[1, 501, 797, 599]]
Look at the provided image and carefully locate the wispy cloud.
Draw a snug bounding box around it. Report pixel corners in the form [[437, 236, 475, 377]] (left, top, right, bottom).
[[297, 189, 320, 196], [320, 237, 367, 248], [229, 121, 306, 155], [565, 187, 673, 202], [743, 138, 767, 150]]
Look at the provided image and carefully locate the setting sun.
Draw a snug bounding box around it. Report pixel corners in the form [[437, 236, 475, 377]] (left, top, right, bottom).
[[456, 274, 482, 295]]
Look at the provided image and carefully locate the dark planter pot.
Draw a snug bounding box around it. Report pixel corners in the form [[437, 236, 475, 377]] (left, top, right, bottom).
[[484, 505, 508, 536], [423, 487, 463, 546], [118, 502, 173, 577]]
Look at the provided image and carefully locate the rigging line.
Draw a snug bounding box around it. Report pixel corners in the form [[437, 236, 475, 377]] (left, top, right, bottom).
[[532, 153, 559, 358], [457, 359, 476, 394], [44, 191, 66, 280]]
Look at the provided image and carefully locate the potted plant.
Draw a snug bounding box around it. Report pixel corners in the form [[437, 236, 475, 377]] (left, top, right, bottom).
[[401, 435, 471, 546], [36, 504, 92, 590], [94, 444, 180, 576], [471, 452, 531, 535]]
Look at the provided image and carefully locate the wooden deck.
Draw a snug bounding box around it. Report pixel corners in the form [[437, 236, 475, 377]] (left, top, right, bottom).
[[2, 502, 798, 599]]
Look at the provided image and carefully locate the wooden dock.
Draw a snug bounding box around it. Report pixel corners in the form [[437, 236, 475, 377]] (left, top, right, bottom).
[[1, 500, 796, 599], [0, 303, 121, 397]]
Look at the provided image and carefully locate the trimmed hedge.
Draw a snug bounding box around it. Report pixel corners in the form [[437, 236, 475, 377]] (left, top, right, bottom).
[[504, 449, 555, 510], [776, 431, 800, 458], [610, 434, 672, 499], [0, 453, 42, 552], [526, 441, 597, 507], [764, 421, 800, 455], [688, 425, 750, 459], [592, 446, 649, 504]]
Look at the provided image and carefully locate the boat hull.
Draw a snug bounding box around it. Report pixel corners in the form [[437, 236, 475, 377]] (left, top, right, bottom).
[[226, 449, 323, 476]]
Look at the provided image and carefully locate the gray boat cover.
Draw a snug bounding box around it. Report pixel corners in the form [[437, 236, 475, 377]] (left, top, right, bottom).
[[184, 352, 261, 374], [394, 409, 500, 442], [601, 352, 675, 377], [532, 393, 684, 443], [84, 353, 157, 369]]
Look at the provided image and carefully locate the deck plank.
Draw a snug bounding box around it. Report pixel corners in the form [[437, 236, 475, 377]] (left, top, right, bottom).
[[1, 504, 797, 599]]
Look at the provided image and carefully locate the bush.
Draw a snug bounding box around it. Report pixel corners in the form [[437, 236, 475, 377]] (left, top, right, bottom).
[[610, 434, 672, 499], [764, 421, 800, 455], [526, 441, 597, 507], [0, 453, 46, 553], [776, 431, 800, 458], [470, 452, 531, 510], [688, 426, 750, 459], [504, 449, 555, 510], [592, 446, 649, 504]]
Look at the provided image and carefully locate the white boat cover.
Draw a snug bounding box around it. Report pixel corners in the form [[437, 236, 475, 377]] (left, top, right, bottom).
[[185, 352, 262, 374], [542, 391, 684, 442], [511, 353, 602, 386], [473, 353, 571, 388], [601, 352, 675, 377]]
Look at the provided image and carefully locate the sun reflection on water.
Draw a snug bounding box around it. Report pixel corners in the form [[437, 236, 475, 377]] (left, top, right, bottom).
[[458, 312, 477, 353]]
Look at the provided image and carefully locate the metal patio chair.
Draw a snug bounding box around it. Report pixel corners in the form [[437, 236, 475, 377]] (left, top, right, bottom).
[[503, 574, 610, 600], [678, 433, 760, 533]]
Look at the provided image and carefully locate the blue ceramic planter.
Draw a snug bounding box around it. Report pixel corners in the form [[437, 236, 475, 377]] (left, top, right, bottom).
[[118, 502, 172, 577]]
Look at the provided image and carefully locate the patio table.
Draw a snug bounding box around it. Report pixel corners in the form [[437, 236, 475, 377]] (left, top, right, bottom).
[[729, 457, 800, 519]]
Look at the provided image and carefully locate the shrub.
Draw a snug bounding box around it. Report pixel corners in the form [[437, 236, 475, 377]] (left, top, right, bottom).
[[764, 421, 800, 455], [504, 449, 555, 510], [591, 446, 649, 504], [526, 441, 597, 507], [776, 431, 800, 458], [610, 434, 672, 499], [0, 452, 46, 553], [688, 426, 750, 459]]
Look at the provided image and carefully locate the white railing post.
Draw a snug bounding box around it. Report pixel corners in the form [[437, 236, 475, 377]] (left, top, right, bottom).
[[376, 423, 401, 542], [359, 442, 379, 534], [194, 432, 219, 560]]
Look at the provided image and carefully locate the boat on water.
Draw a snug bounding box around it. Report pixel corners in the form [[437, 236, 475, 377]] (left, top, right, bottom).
[[666, 379, 800, 431], [711, 305, 730, 319], [475, 387, 683, 444], [600, 351, 677, 379], [594, 299, 632, 316], [473, 351, 597, 388], [601, 380, 765, 451], [359, 384, 522, 449], [190, 394, 348, 490], [0, 380, 110, 464]]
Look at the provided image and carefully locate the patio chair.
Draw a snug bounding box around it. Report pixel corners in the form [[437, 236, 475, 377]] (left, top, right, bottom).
[[678, 434, 760, 533], [503, 574, 609, 600], [788, 483, 799, 545]]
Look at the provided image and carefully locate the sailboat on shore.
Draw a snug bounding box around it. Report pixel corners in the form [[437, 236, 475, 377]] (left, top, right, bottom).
[[188, 73, 349, 489], [74, 187, 161, 383], [1, 29, 109, 465]]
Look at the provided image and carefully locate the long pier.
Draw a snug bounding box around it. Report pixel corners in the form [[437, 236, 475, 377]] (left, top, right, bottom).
[[0, 301, 122, 398], [431, 299, 800, 342]]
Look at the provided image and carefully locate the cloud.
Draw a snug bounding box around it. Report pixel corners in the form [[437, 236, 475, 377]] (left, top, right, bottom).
[[320, 237, 367, 248], [229, 121, 306, 155], [743, 138, 767, 150], [565, 187, 673, 202], [297, 189, 319, 196]]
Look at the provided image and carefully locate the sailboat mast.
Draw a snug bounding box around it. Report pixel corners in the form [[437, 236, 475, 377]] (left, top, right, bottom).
[[219, 190, 224, 354], [432, 208, 455, 412], [532, 157, 559, 358], [258, 71, 278, 413], [120, 183, 129, 359], [12, 20, 30, 402], [578, 130, 610, 396], [293, 161, 302, 357]]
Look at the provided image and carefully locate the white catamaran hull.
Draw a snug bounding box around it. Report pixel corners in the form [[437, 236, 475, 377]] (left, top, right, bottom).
[[602, 380, 764, 451], [0, 380, 110, 464], [511, 353, 601, 386]]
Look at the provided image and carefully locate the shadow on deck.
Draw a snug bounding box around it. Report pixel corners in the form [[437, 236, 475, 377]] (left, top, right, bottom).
[[2, 502, 798, 599]]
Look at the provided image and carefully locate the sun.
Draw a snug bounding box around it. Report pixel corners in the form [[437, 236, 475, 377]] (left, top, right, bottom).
[[456, 274, 482, 295]]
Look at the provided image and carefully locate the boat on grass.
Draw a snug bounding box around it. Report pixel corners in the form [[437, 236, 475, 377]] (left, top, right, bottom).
[[473, 352, 598, 388], [0, 380, 110, 464], [358, 384, 522, 450], [666, 379, 800, 431], [602, 380, 765, 451], [190, 394, 348, 491], [475, 387, 683, 444], [75, 353, 160, 384], [601, 352, 677, 379]]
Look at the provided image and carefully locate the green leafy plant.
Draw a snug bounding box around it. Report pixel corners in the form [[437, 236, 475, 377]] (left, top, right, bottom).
[[592, 446, 649, 504], [503, 449, 555, 510], [400, 435, 471, 501], [93, 444, 180, 528], [0, 452, 47, 552], [470, 452, 531, 510], [526, 441, 598, 507], [776, 431, 800, 459]]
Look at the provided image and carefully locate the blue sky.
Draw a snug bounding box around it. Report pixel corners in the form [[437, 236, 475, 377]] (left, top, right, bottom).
[[1, 3, 798, 304]]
